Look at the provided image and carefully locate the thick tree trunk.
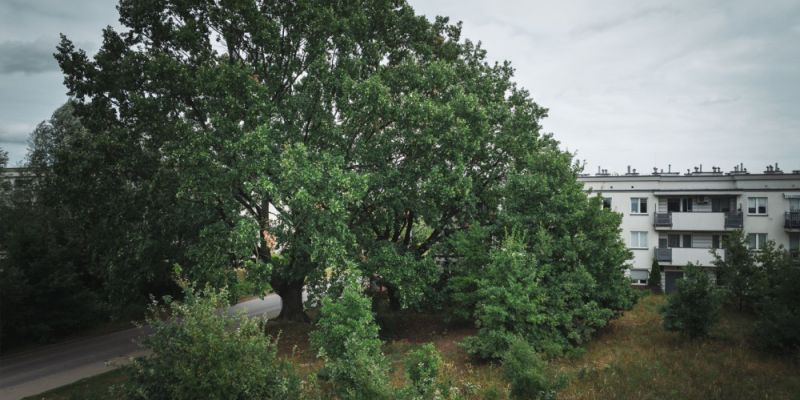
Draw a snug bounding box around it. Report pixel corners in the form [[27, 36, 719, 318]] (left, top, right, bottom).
[[274, 279, 309, 322], [386, 284, 402, 312]]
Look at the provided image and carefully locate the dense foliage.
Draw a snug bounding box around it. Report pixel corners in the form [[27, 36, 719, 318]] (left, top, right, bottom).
[[0, 103, 212, 345], [403, 343, 443, 399], [122, 281, 300, 400], [712, 230, 759, 311], [751, 241, 800, 355], [311, 270, 391, 400], [661, 263, 723, 338], [54, 0, 634, 327], [649, 259, 661, 290], [459, 205, 634, 358], [502, 337, 556, 400]]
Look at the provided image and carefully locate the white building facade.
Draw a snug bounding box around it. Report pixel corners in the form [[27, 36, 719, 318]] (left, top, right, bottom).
[[579, 165, 800, 293]]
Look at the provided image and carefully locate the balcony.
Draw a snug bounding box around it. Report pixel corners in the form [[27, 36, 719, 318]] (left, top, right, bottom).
[[725, 212, 743, 229], [654, 213, 672, 227], [654, 247, 722, 267], [786, 212, 800, 231], [654, 212, 742, 231], [655, 247, 672, 262]]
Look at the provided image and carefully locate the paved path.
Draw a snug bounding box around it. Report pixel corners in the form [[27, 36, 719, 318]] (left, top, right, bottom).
[[0, 294, 284, 400]]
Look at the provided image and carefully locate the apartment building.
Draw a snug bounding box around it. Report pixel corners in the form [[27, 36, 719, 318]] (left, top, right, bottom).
[[579, 164, 800, 293]]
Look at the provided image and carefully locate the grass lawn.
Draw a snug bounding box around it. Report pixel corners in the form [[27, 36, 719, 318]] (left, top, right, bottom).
[[27, 294, 800, 399]]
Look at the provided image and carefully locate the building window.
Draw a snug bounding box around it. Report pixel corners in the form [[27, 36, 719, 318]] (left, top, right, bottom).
[[630, 198, 648, 214], [712, 234, 726, 249], [747, 197, 767, 215], [747, 233, 767, 251], [603, 197, 612, 210], [667, 234, 681, 248], [682, 234, 692, 248], [789, 233, 799, 251], [790, 198, 800, 212], [630, 231, 648, 249], [681, 198, 693, 212], [667, 198, 680, 212]]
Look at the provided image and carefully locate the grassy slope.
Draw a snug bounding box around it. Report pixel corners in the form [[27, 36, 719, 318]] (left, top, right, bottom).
[[27, 294, 800, 400], [555, 294, 800, 400]]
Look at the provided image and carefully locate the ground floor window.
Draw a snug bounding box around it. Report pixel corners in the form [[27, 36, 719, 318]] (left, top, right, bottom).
[[747, 233, 767, 251]]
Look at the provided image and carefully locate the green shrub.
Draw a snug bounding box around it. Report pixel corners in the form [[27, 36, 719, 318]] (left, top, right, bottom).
[[461, 231, 613, 359], [311, 270, 390, 400], [661, 263, 723, 338], [502, 337, 555, 400], [752, 244, 800, 355], [649, 259, 661, 290], [713, 230, 759, 311], [121, 281, 299, 400], [403, 343, 443, 398]]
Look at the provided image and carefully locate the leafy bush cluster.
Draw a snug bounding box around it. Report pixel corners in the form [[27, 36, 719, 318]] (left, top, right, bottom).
[[403, 343, 443, 399], [310, 271, 391, 400], [502, 337, 557, 400], [459, 230, 618, 359], [121, 282, 300, 400], [712, 232, 800, 354], [660, 263, 723, 338]]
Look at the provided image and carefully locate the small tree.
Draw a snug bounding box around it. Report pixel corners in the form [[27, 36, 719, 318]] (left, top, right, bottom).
[[311, 269, 390, 400], [403, 343, 443, 399], [649, 259, 662, 291], [712, 230, 758, 311], [661, 263, 723, 338], [122, 281, 299, 400], [502, 337, 555, 400], [752, 242, 800, 355]]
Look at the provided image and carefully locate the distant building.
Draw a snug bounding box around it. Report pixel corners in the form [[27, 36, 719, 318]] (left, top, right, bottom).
[[578, 163, 800, 293], [0, 167, 34, 192]]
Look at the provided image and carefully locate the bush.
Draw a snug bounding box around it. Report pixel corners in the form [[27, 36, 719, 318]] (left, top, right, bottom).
[[121, 281, 300, 400], [649, 259, 661, 290], [502, 337, 555, 400], [311, 270, 390, 400], [461, 231, 612, 359], [713, 230, 759, 311], [661, 263, 723, 338], [752, 244, 800, 355], [403, 343, 443, 399]]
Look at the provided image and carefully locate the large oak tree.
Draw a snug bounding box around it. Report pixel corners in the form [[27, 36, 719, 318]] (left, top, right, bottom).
[[56, 0, 631, 322]]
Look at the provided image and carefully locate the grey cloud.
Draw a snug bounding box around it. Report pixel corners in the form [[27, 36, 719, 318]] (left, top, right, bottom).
[[0, 122, 37, 144], [0, 38, 59, 74], [569, 6, 678, 39]]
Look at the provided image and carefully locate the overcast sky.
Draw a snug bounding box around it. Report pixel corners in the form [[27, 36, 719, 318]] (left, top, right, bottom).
[[1, 1, 798, 174]]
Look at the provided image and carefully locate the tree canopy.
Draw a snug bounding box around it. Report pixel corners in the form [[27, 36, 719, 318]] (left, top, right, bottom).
[[55, 0, 634, 326]]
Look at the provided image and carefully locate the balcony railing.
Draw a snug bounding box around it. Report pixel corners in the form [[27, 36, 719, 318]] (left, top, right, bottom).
[[725, 212, 743, 229], [655, 247, 672, 262], [654, 247, 722, 266], [654, 213, 672, 227], [786, 212, 800, 230]]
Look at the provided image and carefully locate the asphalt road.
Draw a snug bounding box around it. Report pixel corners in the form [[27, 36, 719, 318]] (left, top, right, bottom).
[[0, 294, 284, 400]]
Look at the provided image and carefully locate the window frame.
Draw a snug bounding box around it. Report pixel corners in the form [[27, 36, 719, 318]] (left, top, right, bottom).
[[747, 233, 767, 251], [630, 231, 649, 249], [602, 197, 612, 210], [747, 197, 768, 215], [630, 197, 648, 214]]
